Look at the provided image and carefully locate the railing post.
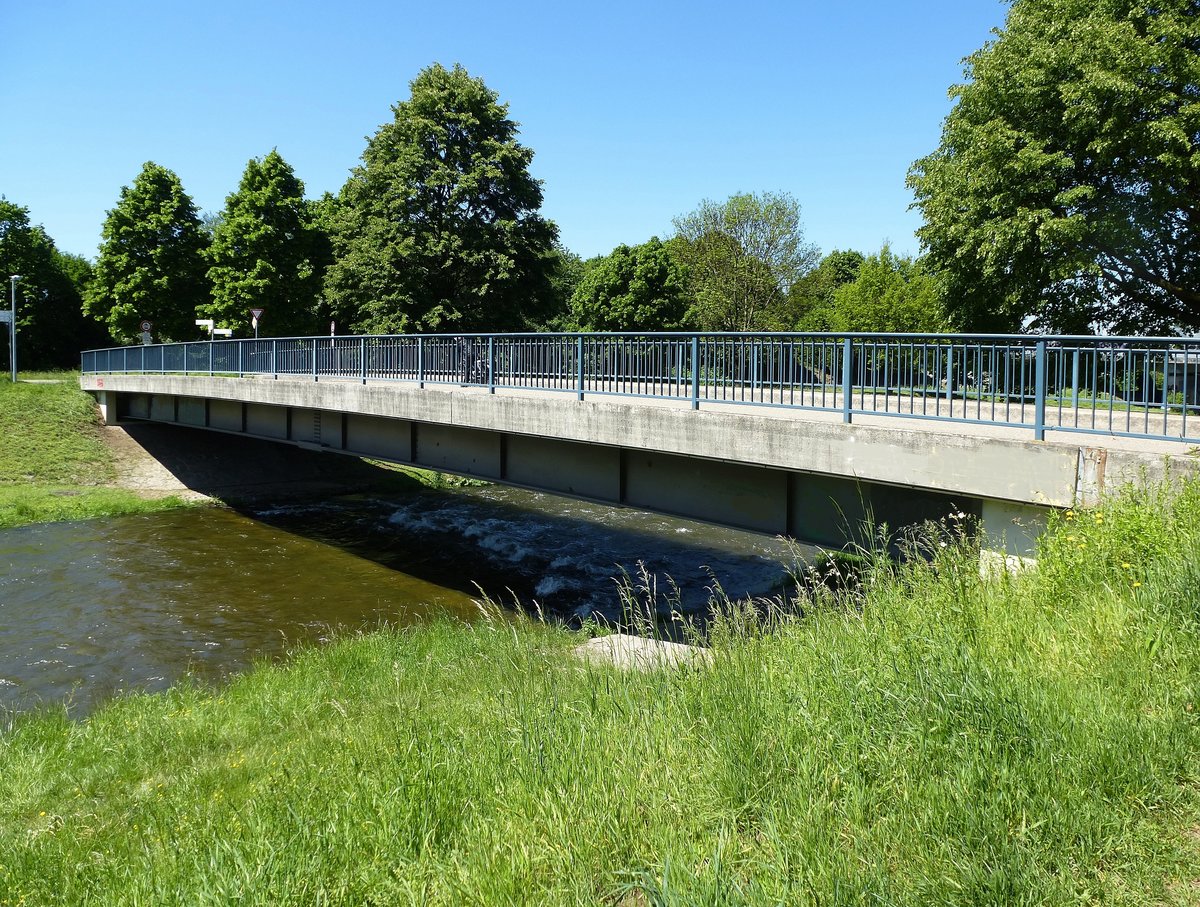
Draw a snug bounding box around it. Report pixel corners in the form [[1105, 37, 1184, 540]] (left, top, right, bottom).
[[360, 336, 367, 385], [271, 339, 278, 379], [417, 336, 424, 388], [1071, 348, 1080, 409], [944, 346, 953, 408], [1034, 340, 1047, 441], [312, 340, 318, 382], [238, 342, 244, 378], [577, 335, 585, 402], [690, 336, 700, 410], [183, 344, 189, 377], [208, 342, 213, 376], [488, 336, 495, 394], [841, 337, 853, 424]]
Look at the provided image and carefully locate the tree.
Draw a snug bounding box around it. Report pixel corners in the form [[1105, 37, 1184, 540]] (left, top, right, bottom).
[[203, 150, 329, 337], [0, 200, 101, 369], [672, 191, 819, 331], [541, 242, 586, 330], [805, 245, 948, 333], [788, 249, 865, 330], [569, 237, 691, 331], [326, 63, 558, 334], [908, 0, 1200, 333], [86, 162, 210, 343]]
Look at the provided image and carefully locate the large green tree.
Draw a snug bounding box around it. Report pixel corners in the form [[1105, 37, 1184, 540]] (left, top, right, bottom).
[[542, 243, 585, 330], [803, 245, 949, 333], [788, 249, 865, 330], [569, 237, 691, 331], [86, 162, 210, 343], [326, 63, 558, 334], [0, 200, 102, 369], [203, 150, 328, 337], [909, 0, 1200, 333], [672, 191, 818, 331]]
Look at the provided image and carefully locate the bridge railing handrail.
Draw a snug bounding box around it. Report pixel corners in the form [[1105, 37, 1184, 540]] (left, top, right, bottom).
[[80, 331, 1200, 444]]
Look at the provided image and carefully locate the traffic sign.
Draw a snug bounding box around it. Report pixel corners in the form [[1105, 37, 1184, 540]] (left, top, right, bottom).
[[250, 308, 265, 321], [139, 320, 153, 333], [0, 311, 10, 324]]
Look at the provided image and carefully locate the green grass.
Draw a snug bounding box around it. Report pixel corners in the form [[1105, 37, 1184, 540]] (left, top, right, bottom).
[[2, 481, 1199, 904], [0, 374, 191, 527]]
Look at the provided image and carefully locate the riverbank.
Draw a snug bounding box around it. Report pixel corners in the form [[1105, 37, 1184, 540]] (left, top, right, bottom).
[[0, 374, 196, 528], [3, 480, 1199, 904], [0, 375, 454, 529]]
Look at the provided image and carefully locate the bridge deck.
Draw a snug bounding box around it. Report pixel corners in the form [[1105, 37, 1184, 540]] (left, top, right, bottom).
[[251, 373, 1195, 458]]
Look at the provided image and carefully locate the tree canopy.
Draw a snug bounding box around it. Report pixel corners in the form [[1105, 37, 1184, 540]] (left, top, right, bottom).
[[203, 150, 328, 337], [325, 63, 558, 334], [569, 237, 691, 331], [0, 200, 104, 369], [802, 245, 948, 333], [672, 192, 818, 331], [86, 162, 210, 343], [788, 250, 865, 330], [909, 0, 1200, 333]]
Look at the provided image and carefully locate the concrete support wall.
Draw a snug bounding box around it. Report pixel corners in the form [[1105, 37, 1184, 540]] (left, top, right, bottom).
[[789, 474, 868, 547], [980, 499, 1048, 571], [209, 399, 242, 432], [125, 393, 150, 420], [505, 436, 620, 500], [149, 394, 175, 422], [289, 408, 321, 445], [624, 451, 788, 534], [245, 403, 287, 440], [346, 414, 411, 461], [416, 424, 502, 478], [93, 390, 120, 425], [177, 397, 206, 427]]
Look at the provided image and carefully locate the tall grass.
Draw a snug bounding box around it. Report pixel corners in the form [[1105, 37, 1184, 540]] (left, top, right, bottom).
[[2, 481, 1199, 905]]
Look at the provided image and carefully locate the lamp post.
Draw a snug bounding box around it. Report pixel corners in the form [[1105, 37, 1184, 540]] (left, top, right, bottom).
[[8, 275, 19, 384]]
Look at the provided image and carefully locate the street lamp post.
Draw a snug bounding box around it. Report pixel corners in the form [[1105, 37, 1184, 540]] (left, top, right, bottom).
[[8, 275, 19, 384]]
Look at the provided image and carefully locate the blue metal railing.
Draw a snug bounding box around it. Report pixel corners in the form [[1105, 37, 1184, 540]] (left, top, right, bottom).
[[80, 332, 1200, 444]]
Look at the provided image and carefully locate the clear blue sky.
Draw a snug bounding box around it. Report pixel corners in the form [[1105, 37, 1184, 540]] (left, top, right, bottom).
[[2, 0, 1007, 263]]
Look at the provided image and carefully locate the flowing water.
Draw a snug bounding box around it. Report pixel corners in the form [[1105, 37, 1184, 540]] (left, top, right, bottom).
[[0, 484, 809, 718]]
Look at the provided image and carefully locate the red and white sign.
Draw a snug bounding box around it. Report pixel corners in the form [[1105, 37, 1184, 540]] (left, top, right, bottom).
[[250, 308, 265, 321]]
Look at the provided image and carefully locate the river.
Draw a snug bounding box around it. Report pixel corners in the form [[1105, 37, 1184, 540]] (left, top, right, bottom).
[[0, 484, 808, 718]]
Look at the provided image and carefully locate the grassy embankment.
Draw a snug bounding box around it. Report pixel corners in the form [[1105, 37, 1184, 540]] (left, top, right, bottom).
[[2, 478, 1199, 904], [0, 373, 478, 530], [0, 374, 191, 528]]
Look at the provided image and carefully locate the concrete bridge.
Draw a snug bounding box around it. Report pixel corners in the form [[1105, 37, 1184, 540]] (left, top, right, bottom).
[[81, 331, 1200, 566]]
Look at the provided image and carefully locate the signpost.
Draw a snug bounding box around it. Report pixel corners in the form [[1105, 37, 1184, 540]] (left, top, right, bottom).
[[250, 308, 264, 339], [8, 276, 18, 383], [139, 320, 153, 345]]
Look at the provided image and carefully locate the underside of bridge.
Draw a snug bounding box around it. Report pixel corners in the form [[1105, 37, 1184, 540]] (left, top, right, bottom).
[[88, 383, 1060, 561]]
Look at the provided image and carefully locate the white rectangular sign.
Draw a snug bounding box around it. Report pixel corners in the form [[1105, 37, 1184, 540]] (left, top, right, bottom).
[[0, 311, 11, 324]]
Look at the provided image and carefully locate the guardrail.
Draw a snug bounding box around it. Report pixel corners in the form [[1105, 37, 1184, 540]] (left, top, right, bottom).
[[81, 332, 1200, 443]]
